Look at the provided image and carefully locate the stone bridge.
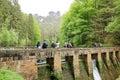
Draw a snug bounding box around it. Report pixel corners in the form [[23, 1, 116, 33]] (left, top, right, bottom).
[[0, 47, 120, 80]]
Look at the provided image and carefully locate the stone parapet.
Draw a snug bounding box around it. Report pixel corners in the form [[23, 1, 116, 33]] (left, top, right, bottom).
[[0, 47, 120, 80]]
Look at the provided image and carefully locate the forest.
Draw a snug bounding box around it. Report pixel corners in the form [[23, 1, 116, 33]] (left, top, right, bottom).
[[0, 0, 41, 47], [60, 0, 120, 47], [0, 0, 120, 47]]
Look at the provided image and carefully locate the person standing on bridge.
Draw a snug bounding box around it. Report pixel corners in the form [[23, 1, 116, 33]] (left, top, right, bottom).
[[63, 42, 67, 48], [67, 42, 73, 48], [55, 41, 60, 48], [51, 41, 56, 48], [36, 41, 41, 49], [93, 42, 98, 47], [42, 40, 48, 49]]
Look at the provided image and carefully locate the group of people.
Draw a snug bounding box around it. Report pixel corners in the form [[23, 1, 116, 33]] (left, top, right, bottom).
[[63, 42, 73, 48], [51, 41, 60, 48], [37, 40, 103, 49], [36, 40, 60, 49], [36, 40, 73, 49], [36, 40, 48, 49], [93, 42, 103, 47]]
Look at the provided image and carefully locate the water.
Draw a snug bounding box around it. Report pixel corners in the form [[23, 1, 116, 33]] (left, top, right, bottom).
[[92, 59, 102, 80]]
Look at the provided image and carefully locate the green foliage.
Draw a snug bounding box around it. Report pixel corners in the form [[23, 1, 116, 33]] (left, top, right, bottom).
[[0, 0, 42, 47], [0, 27, 18, 46], [92, 0, 117, 44], [105, 18, 120, 33], [60, 0, 96, 47], [105, 0, 120, 45], [0, 27, 10, 46], [0, 68, 24, 80], [27, 14, 34, 45], [32, 18, 41, 45], [1, 0, 120, 47], [9, 29, 18, 46], [60, 0, 120, 47], [19, 39, 26, 46], [51, 71, 64, 80]]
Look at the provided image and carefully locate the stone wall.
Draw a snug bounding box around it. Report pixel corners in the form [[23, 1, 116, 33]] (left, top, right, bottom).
[[0, 59, 37, 80]]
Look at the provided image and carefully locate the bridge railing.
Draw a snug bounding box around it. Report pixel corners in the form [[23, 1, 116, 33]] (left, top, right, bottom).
[[0, 47, 120, 61]]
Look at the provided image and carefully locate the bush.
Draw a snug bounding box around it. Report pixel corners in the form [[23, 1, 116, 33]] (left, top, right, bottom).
[[0, 27, 18, 47], [0, 68, 24, 80]]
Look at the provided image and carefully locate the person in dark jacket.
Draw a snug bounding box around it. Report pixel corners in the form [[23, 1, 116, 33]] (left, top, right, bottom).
[[51, 41, 56, 48], [36, 41, 41, 49], [42, 40, 48, 49]]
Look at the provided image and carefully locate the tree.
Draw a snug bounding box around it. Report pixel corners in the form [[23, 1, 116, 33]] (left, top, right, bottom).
[[60, 0, 118, 47], [0, 15, 18, 47], [91, 0, 116, 44], [105, 0, 120, 45], [32, 18, 41, 45], [60, 0, 95, 47], [27, 14, 34, 45], [0, 0, 42, 47]]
